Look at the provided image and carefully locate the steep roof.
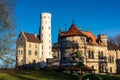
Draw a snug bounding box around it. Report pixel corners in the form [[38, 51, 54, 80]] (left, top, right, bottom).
[[59, 24, 86, 38], [82, 31, 98, 45], [107, 41, 119, 50], [59, 23, 105, 46], [23, 32, 40, 43]]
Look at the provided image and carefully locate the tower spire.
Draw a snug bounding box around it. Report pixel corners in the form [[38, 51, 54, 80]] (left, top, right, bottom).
[[59, 27, 62, 33], [72, 19, 75, 24], [64, 24, 67, 31], [88, 27, 90, 32]]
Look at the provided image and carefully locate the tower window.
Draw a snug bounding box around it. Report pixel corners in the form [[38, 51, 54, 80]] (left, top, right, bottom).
[[48, 26, 50, 30], [44, 16, 46, 18], [42, 26, 44, 29], [49, 34, 51, 37], [45, 21, 47, 23]]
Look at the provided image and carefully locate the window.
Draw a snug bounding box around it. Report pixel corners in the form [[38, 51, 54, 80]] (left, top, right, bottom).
[[35, 44, 37, 48], [88, 51, 91, 58], [21, 59, 23, 64], [49, 34, 50, 37], [48, 26, 50, 30], [21, 50, 23, 55], [44, 16, 46, 18], [29, 43, 31, 47], [108, 55, 114, 63], [28, 50, 31, 55], [35, 51, 37, 56], [18, 50, 20, 55], [92, 66, 94, 69], [45, 21, 47, 23], [98, 51, 103, 59], [88, 51, 94, 59], [87, 37, 92, 44], [42, 26, 44, 29], [110, 67, 112, 73], [91, 51, 94, 59], [33, 60, 36, 63], [42, 46, 43, 49]]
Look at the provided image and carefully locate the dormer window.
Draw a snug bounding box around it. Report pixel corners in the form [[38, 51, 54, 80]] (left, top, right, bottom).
[[87, 37, 92, 44], [98, 39, 101, 45]]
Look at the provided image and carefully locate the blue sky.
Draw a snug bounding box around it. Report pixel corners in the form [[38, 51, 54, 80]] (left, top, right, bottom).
[[15, 0, 120, 43]]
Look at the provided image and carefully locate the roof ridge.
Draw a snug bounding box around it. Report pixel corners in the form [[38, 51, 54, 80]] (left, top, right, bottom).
[[67, 24, 80, 33], [23, 32, 40, 43]]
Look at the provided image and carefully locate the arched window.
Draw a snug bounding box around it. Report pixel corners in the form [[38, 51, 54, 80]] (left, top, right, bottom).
[[110, 67, 112, 73], [98, 51, 103, 59], [88, 51, 91, 58], [111, 56, 114, 63], [108, 55, 114, 63], [88, 51, 94, 59], [91, 51, 94, 59], [98, 51, 101, 59]]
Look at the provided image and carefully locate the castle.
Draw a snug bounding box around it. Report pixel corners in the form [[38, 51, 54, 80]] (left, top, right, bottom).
[[16, 12, 52, 66], [57, 23, 120, 74], [16, 12, 120, 74]]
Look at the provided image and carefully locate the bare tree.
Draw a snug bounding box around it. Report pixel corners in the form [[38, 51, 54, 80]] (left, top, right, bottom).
[[108, 34, 120, 49], [0, 0, 17, 68]]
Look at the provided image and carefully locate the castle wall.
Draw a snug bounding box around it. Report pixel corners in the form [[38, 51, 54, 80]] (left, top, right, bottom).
[[16, 32, 26, 66], [25, 42, 39, 64], [85, 45, 107, 73]]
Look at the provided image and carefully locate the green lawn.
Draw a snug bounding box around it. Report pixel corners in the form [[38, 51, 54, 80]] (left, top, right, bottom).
[[0, 69, 78, 80]]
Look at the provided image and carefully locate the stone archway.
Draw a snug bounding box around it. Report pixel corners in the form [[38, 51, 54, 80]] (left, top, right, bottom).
[[99, 63, 107, 73]]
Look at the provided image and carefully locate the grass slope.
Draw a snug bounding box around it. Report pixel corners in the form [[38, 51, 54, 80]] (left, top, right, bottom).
[[0, 70, 78, 80]]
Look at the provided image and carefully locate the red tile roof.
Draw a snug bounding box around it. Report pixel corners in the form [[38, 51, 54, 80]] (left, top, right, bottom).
[[82, 31, 98, 45], [59, 23, 105, 46], [59, 24, 86, 38], [23, 32, 40, 43]]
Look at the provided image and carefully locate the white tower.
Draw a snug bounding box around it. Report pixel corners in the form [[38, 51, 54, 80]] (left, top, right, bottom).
[[40, 12, 52, 62]]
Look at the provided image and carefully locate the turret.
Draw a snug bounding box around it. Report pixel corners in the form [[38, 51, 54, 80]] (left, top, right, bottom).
[[40, 12, 52, 62], [98, 34, 107, 46]]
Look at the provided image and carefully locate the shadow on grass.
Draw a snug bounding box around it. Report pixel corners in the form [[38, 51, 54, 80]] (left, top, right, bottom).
[[6, 69, 79, 80], [9, 74, 35, 80]]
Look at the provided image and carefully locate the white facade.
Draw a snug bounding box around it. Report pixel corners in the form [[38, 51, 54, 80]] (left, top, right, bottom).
[[16, 12, 53, 66], [40, 12, 52, 62]]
